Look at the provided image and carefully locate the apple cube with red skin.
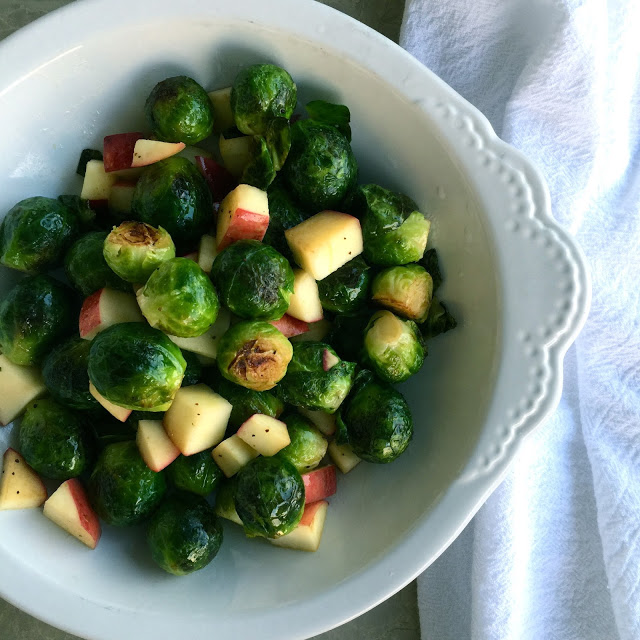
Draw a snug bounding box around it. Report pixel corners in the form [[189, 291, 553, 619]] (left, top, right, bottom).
[[216, 184, 269, 251], [79, 288, 144, 340], [131, 139, 185, 167], [269, 500, 329, 552], [137, 420, 180, 472], [212, 434, 259, 478], [0, 354, 47, 426], [103, 132, 143, 172], [328, 441, 361, 474], [89, 383, 132, 422], [81, 160, 116, 205], [236, 414, 290, 457], [269, 314, 309, 338], [43, 479, 101, 549], [108, 180, 137, 216], [286, 270, 323, 323], [0, 448, 47, 510], [301, 465, 337, 504], [323, 349, 340, 371], [290, 318, 332, 344], [196, 156, 237, 202]]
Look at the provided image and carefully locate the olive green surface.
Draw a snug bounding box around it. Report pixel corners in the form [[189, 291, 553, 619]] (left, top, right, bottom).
[[0, 2, 418, 639]]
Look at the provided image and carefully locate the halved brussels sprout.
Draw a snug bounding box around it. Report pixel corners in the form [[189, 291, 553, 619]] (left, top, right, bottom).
[[421, 296, 458, 339], [147, 493, 223, 575], [282, 120, 358, 211], [103, 222, 175, 283], [371, 264, 433, 322], [235, 456, 304, 538], [231, 63, 297, 136], [338, 369, 413, 463], [263, 181, 307, 260], [88, 440, 167, 526], [168, 451, 223, 496], [278, 413, 328, 472], [0, 196, 79, 273], [317, 256, 370, 315], [0, 275, 74, 366], [216, 320, 293, 392], [131, 156, 212, 252], [145, 76, 214, 145], [137, 258, 219, 337], [363, 310, 425, 383], [241, 135, 276, 190], [359, 184, 430, 266], [211, 240, 294, 320], [88, 323, 186, 411], [65, 231, 129, 296], [277, 342, 356, 413], [420, 248, 443, 292], [42, 336, 99, 410], [19, 398, 90, 479]]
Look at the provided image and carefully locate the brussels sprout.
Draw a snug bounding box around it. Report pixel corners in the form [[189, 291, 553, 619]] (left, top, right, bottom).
[[231, 63, 297, 136], [76, 148, 103, 177], [215, 477, 240, 523], [91, 416, 136, 449], [421, 297, 458, 339], [58, 195, 96, 229], [359, 185, 430, 266], [42, 336, 99, 410], [235, 456, 304, 538], [0, 275, 74, 365], [325, 310, 371, 363], [65, 231, 129, 296], [88, 440, 166, 526], [88, 323, 186, 411], [317, 256, 370, 315], [265, 117, 291, 171], [306, 100, 351, 141], [103, 222, 176, 283], [168, 451, 223, 496], [131, 156, 212, 252], [338, 369, 413, 463], [145, 76, 214, 145], [371, 264, 433, 322], [137, 258, 219, 337], [241, 135, 276, 190], [263, 181, 307, 259], [282, 120, 358, 211], [278, 413, 328, 472], [19, 398, 90, 479], [216, 320, 293, 392], [147, 493, 223, 575], [420, 248, 443, 292], [211, 240, 294, 320], [181, 350, 203, 386], [363, 310, 425, 383], [277, 342, 356, 413], [0, 196, 78, 273]]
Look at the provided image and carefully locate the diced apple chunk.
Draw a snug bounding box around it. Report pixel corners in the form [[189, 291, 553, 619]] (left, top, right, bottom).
[[287, 269, 323, 323], [216, 184, 269, 251], [137, 420, 180, 472], [0, 448, 47, 510], [297, 408, 336, 437], [208, 87, 235, 133], [164, 384, 232, 456], [81, 160, 117, 201], [89, 383, 132, 422], [196, 156, 237, 202], [219, 133, 253, 178], [236, 414, 290, 457], [285, 211, 363, 281], [0, 355, 47, 426], [177, 145, 213, 164], [269, 314, 309, 338], [322, 349, 340, 371], [269, 500, 328, 552], [79, 288, 144, 340], [166, 308, 230, 359], [103, 132, 143, 172], [328, 441, 362, 474], [290, 318, 332, 343], [131, 139, 185, 167], [197, 234, 218, 274], [212, 434, 259, 478], [302, 465, 337, 504]]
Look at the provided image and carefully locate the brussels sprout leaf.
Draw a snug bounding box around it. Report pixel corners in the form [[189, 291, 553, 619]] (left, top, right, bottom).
[[421, 297, 457, 339], [306, 100, 351, 141], [265, 117, 291, 171], [58, 195, 97, 229], [241, 137, 276, 190], [421, 248, 443, 292]]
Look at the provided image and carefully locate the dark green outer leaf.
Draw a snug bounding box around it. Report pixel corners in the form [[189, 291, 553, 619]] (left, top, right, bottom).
[[421, 297, 458, 339], [317, 256, 370, 315], [265, 117, 292, 171], [241, 136, 276, 190], [168, 452, 223, 496], [306, 100, 351, 141], [263, 181, 307, 259], [421, 248, 443, 292]]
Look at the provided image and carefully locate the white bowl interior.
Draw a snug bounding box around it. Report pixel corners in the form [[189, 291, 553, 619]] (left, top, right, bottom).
[[0, 13, 499, 628]]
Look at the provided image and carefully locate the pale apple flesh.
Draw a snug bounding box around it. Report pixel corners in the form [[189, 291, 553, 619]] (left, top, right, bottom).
[[322, 349, 340, 371], [297, 408, 337, 437], [89, 383, 132, 422], [302, 465, 337, 504], [290, 318, 332, 343], [328, 441, 362, 474], [236, 414, 291, 457], [0, 354, 47, 426], [219, 133, 253, 178], [212, 434, 259, 478], [130, 139, 185, 167], [103, 132, 143, 172], [166, 308, 231, 359], [80, 159, 117, 202], [0, 448, 47, 510], [208, 87, 235, 133], [269, 500, 329, 552], [216, 184, 269, 251], [286, 269, 324, 323], [79, 288, 145, 340], [136, 420, 180, 472], [197, 234, 218, 274], [269, 314, 309, 338]]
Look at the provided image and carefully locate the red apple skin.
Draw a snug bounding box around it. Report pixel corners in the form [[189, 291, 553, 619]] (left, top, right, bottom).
[[299, 500, 328, 526], [103, 132, 144, 172], [218, 209, 269, 251], [269, 315, 309, 338], [196, 156, 237, 202], [66, 479, 102, 547], [302, 466, 337, 504], [79, 290, 102, 338], [322, 349, 340, 372]]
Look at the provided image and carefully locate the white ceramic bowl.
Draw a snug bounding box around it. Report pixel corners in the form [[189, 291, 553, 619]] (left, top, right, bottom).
[[0, 1, 589, 638]]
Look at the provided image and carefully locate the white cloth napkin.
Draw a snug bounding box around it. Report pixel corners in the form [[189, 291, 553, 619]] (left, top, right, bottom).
[[400, 1, 640, 639]]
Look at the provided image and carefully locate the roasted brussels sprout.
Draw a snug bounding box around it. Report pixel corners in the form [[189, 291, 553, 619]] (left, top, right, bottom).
[[265, 117, 291, 171], [241, 136, 276, 190], [147, 493, 223, 575], [57, 195, 96, 230], [88, 323, 186, 411], [145, 76, 214, 145], [131, 156, 212, 251], [215, 477, 240, 523], [263, 181, 307, 259], [0, 196, 78, 272], [363, 310, 425, 383], [306, 100, 351, 141], [421, 297, 458, 339], [277, 342, 356, 413], [278, 413, 328, 472], [235, 456, 304, 538], [103, 222, 175, 283], [168, 451, 223, 496], [231, 63, 297, 136], [42, 336, 99, 410], [317, 256, 370, 315], [181, 350, 203, 387], [65, 231, 129, 296], [137, 258, 219, 337], [19, 398, 90, 479], [338, 370, 413, 463], [211, 240, 294, 320], [371, 264, 433, 322], [420, 248, 443, 292], [216, 320, 293, 392], [325, 310, 371, 363], [88, 440, 166, 526], [282, 120, 358, 211], [0, 275, 74, 365], [359, 185, 430, 266]]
